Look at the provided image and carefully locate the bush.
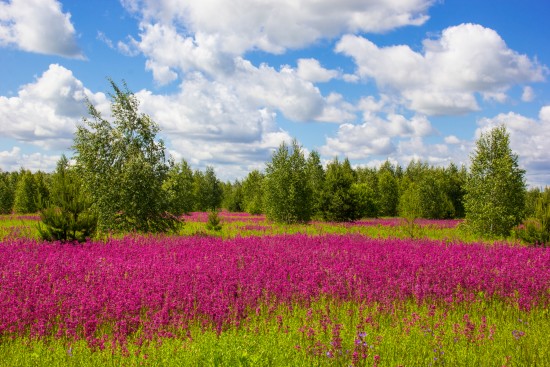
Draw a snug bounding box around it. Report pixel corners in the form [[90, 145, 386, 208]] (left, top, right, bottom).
[[206, 210, 222, 231], [38, 156, 97, 243], [514, 188, 550, 246]]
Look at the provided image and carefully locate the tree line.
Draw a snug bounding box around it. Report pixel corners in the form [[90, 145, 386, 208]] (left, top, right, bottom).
[[0, 81, 548, 245]]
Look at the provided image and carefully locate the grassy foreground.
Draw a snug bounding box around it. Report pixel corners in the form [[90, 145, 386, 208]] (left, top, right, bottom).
[[0, 214, 544, 366], [1, 299, 549, 366]]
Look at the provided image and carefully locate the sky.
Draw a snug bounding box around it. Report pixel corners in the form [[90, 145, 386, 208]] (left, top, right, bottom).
[[1, 0, 549, 186]]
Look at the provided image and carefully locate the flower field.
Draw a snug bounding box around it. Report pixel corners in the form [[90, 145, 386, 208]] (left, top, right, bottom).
[[0, 215, 549, 366]]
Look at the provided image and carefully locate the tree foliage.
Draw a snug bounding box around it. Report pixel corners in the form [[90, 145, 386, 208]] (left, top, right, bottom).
[[515, 187, 550, 246], [377, 162, 399, 217], [241, 170, 264, 215], [38, 156, 97, 243], [306, 151, 325, 218], [13, 170, 39, 214], [222, 180, 244, 212], [163, 159, 195, 216], [264, 140, 312, 223], [464, 126, 526, 237], [193, 166, 223, 211], [73, 80, 178, 233], [0, 171, 17, 214], [320, 158, 361, 222]]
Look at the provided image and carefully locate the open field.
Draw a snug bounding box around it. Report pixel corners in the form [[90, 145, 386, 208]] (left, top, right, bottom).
[[0, 214, 548, 366]]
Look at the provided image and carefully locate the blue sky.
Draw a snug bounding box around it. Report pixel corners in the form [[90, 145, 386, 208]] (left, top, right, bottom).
[[1, 0, 549, 186]]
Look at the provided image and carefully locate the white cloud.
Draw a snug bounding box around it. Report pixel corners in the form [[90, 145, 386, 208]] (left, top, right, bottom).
[[0, 146, 60, 172], [134, 73, 295, 173], [336, 23, 546, 115], [477, 106, 550, 186], [296, 58, 339, 83], [123, 0, 434, 56], [0, 0, 82, 58], [522, 86, 535, 102], [230, 59, 326, 122], [121, 0, 435, 86], [0, 64, 108, 149], [316, 93, 356, 123], [320, 113, 435, 159], [444, 135, 461, 144], [0, 64, 296, 177]]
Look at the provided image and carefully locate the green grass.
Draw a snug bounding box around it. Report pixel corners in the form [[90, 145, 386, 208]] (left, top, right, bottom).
[[179, 219, 512, 245], [1, 213, 516, 246], [1, 298, 548, 366], [0, 215, 40, 240], [0, 213, 535, 366]]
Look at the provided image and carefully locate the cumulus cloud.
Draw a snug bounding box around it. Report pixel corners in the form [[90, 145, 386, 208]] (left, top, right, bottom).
[[320, 113, 435, 159], [134, 71, 296, 174], [521, 86, 535, 102], [444, 135, 461, 145], [123, 0, 433, 55], [0, 63, 295, 176], [120, 0, 434, 85], [476, 106, 550, 186], [0, 146, 60, 172], [0, 0, 82, 58], [336, 23, 546, 115], [296, 58, 339, 83], [0, 64, 108, 149]]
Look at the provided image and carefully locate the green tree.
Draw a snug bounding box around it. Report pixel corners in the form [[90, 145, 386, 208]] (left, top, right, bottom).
[[13, 170, 39, 214], [398, 181, 422, 219], [464, 126, 526, 237], [38, 156, 97, 242], [515, 187, 550, 246], [443, 163, 467, 218], [418, 174, 454, 219], [351, 183, 378, 218], [34, 171, 50, 210], [320, 158, 361, 222], [242, 170, 264, 214], [222, 180, 244, 212], [264, 139, 312, 223], [0, 171, 16, 214], [306, 150, 325, 218], [193, 166, 223, 211], [397, 180, 423, 238], [377, 162, 399, 217], [163, 159, 195, 215], [73, 80, 178, 233], [524, 187, 542, 219]]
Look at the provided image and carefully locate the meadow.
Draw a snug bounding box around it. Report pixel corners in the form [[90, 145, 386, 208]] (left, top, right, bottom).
[[0, 213, 549, 366]]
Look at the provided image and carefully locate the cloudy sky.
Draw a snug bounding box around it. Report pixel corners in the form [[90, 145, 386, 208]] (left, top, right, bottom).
[[1, 0, 549, 186]]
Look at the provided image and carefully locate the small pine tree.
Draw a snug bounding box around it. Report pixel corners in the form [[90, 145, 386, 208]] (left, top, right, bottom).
[[38, 156, 97, 243], [515, 188, 550, 246], [205, 210, 222, 231]]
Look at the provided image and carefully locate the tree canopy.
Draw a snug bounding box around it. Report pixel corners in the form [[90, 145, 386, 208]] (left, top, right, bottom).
[[73, 80, 178, 233], [464, 125, 526, 237]]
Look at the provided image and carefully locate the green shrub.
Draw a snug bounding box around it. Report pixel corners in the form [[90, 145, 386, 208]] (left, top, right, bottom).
[[206, 210, 222, 231], [38, 156, 97, 243], [515, 188, 550, 246]]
